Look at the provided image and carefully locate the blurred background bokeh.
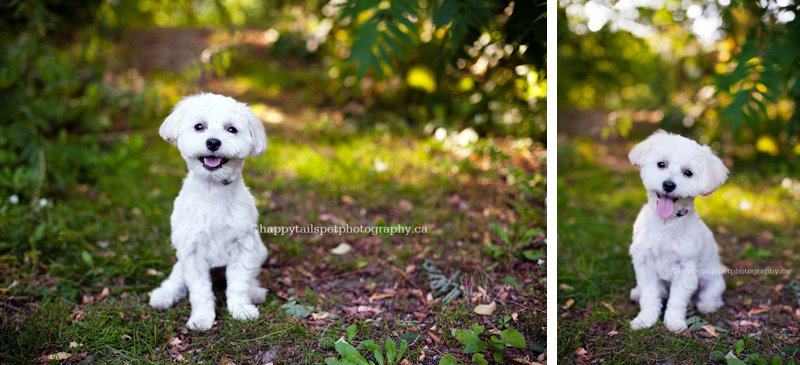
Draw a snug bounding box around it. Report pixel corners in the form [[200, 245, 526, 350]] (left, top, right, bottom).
[[559, 0, 799, 168], [1, 0, 545, 205]]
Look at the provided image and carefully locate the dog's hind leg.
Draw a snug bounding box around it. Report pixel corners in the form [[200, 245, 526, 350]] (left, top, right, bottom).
[[696, 274, 725, 314], [149, 261, 187, 310], [247, 241, 268, 304], [630, 286, 640, 302]]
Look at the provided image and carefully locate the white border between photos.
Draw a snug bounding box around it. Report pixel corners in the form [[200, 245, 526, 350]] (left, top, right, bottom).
[[546, 0, 557, 361]]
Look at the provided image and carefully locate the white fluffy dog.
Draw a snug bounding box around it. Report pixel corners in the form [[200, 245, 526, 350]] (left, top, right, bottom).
[[627, 130, 729, 332], [148, 93, 268, 331]]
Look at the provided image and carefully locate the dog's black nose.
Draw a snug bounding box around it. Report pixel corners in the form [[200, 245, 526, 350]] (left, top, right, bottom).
[[206, 138, 221, 151], [663, 180, 676, 192]]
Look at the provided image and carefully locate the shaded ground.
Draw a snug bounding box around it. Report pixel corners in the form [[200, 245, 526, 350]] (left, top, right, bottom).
[[0, 31, 545, 363], [557, 111, 800, 364]]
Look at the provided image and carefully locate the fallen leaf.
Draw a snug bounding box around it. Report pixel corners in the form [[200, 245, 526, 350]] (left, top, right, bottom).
[[47, 352, 71, 361], [146, 268, 164, 276], [474, 302, 497, 315], [169, 337, 182, 346], [426, 330, 443, 344], [368, 291, 396, 302], [747, 306, 770, 316], [330, 243, 352, 255], [562, 298, 575, 310], [701, 325, 719, 338], [600, 301, 615, 314], [559, 283, 574, 291], [607, 330, 618, 337]]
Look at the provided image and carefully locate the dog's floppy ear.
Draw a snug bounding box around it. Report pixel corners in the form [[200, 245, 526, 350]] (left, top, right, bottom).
[[241, 103, 267, 156], [700, 145, 728, 195], [159, 98, 190, 145], [629, 130, 667, 169]]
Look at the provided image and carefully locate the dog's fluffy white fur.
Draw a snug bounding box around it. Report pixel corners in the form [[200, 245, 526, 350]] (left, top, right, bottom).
[[627, 130, 729, 332], [148, 93, 268, 331]]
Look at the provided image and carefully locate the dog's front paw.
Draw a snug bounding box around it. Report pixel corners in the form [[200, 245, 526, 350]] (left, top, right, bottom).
[[249, 287, 267, 304], [229, 303, 259, 320], [186, 312, 215, 331], [149, 288, 178, 310], [630, 313, 658, 330], [664, 316, 688, 332]]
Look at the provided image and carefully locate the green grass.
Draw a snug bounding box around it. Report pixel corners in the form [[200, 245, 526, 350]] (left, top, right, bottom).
[[557, 137, 800, 364], [0, 52, 544, 363]]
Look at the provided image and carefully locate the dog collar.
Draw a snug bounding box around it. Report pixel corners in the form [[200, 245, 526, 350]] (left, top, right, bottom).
[[676, 208, 689, 217]]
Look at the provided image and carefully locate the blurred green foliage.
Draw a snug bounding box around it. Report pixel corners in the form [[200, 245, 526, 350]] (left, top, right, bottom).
[[558, 0, 800, 164], [0, 0, 543, 257]]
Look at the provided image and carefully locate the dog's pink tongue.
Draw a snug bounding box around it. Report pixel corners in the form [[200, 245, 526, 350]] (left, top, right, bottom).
[[203, 157, 222, 167], [656, 196, 674, 218]]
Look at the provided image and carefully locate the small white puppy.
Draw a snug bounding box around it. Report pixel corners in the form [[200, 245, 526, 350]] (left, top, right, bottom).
[[627, 130, 729, 332], [148, 93, 268, 331]]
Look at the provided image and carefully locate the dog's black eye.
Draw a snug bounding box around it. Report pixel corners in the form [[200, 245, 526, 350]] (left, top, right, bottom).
[[194, 123, 204, 131], [684, 170, 693, 177], [227, 126, 237, 134], [657, 161, 666, 169]]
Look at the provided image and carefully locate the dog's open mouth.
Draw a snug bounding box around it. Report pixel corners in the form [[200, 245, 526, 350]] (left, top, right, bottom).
[[655, 193, 679, 219], [199, 156, 229, 171]]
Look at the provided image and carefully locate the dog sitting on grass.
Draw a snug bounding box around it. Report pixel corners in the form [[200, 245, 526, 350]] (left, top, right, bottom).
[[148, 93, 268, 331], [627, 130, 729, 332]]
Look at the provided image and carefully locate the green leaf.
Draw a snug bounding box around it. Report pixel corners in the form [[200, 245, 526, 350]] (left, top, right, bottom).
[[397, 340, 408, 364], [501, 276, 520, 288], [770, 355, 781, 365], [438, 354, 457, 365], [81, 251, 94, 267], [499, 328, 526, 348], [386, 338, 396, 364], [469, 323, 485, 335], [780, 346, 798, 355], [735, 339, 744, 356], [347, 324, 358, 341], [399, 332, 423, 342], [522, 249, 543, 261], [727, 358, 746, 365], [335, 341, 370, 365], [489, 222, 510, 245], [325, 357, 342, 365], [472, 353, 488, 365], [320, 337, 337, 350], [492, 351, 503, 364], [710, 351, 726, 363], [281, 301, 312, 319], [454, 327, 487, 354]]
